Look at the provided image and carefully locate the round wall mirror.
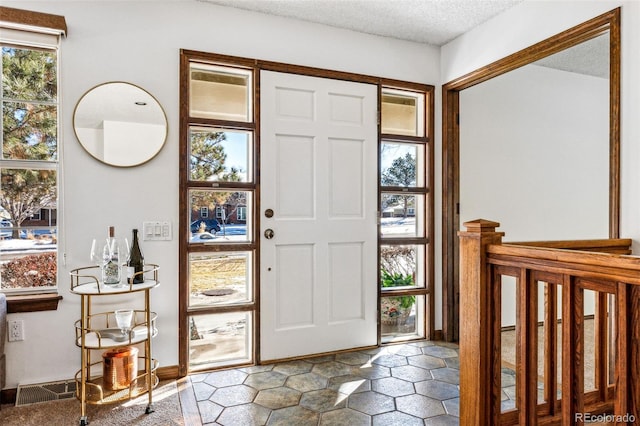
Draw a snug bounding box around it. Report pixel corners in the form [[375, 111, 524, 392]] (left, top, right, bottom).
[[73, 82, 168, 167]]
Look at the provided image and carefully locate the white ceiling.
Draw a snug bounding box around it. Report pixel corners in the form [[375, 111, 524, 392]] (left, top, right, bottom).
[[200, 0, 523, 46]]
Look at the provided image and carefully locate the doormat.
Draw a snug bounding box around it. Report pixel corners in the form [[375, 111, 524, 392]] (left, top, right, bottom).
[[15, 379, 76, 406]]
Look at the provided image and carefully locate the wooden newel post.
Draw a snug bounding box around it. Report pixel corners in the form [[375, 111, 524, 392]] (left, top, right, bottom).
[[458, 219, 504, 425]]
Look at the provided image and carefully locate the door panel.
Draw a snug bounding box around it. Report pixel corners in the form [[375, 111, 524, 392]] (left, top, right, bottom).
[[275, 244, 314, 329], [276, 135, 315, 218], [328, 242, 365, 322], [329, 138, 364, 217], [260, 70, 377, 361]]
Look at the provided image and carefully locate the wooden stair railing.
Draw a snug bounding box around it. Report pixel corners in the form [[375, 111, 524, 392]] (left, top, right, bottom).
[[459, 219, 639, 425]]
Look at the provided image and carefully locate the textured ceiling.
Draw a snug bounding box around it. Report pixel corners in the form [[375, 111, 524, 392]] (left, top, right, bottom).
[[534, 32, 609, 79], [200, 0, 523, 46]]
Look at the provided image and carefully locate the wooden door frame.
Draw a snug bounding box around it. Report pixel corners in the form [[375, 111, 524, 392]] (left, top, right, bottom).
[[441, 8, 621, 342]]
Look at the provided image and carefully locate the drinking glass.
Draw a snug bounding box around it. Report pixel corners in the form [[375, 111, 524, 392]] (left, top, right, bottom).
[[90, 239, 102, 266], [114, 309, 134, 339]]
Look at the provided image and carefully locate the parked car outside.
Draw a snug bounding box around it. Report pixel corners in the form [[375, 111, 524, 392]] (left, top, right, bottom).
[[0, 219, 11, 239], [19, 228, 56, 239], [190, 232, 217, 243], [190, 219, 221, 234]]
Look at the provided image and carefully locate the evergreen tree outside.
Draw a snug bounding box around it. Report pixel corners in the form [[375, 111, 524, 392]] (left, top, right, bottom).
[[381, 153, 416, 217], [189, 129, 245, 230], [1, 44, 59, 289]]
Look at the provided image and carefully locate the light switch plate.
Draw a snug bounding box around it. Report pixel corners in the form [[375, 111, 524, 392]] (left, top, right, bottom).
[[142, 221, 172, 241]]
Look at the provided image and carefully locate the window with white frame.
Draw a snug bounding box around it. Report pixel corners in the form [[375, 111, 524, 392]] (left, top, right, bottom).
[[0, 20, 64, 293], [237, 206, 246, 221], [215, 206, 224, 219], [200, 206, 208, 218]]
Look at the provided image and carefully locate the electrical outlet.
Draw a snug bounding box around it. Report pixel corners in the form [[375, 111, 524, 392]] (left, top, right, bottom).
[[8, 319, 25, 341]]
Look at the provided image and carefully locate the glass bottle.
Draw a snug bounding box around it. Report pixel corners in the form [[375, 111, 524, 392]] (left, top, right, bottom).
[[102, 226, 121, 286], [127, 229, 145, 284]]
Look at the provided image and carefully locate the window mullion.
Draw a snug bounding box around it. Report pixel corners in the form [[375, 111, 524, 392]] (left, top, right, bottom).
[[0, 159, 58, 170]]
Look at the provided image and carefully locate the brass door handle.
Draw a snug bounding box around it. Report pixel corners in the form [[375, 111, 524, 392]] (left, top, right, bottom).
[[264, 229, 275, 239]]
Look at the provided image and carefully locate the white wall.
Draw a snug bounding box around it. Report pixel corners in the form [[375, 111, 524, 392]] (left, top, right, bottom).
[[460, 64, 609, 326], [3, 1, 439, 388], [459, 64, 609, 241]]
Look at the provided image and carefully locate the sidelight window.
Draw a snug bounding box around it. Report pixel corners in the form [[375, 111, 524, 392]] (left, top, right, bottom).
[[182, 54, 257, 371], [379, 86, 432, 343]]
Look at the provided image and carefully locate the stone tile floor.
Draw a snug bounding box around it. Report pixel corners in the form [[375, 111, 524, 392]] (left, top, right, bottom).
[[182, 340, 462, 425]]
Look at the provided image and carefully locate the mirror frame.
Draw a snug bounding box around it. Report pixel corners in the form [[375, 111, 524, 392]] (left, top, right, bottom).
[[73, 81, 168, 167], [441, 8, 620, 341]]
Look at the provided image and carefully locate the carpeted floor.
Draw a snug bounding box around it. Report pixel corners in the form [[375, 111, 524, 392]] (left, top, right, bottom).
[[0, 380, 183, 426], [501, 318, 597, 391]]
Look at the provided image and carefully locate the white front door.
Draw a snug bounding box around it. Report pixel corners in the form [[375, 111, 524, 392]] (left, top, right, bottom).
[[260, 71, 378, 361]]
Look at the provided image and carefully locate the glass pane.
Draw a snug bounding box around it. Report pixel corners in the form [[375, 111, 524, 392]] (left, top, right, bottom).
[[380, 142, 424, 187], [380, 244, 425, 289], [608, 293, 616, 386], [189, 251, 253, 307], [189, 127, 252, 182], [1, 169, 57, 290], [189, 311, 252, 370], [190, 190, 252, 243], [3, 101, 57, 161], [381, 193, 425, 238], [584, 289, 596, 392], [2, 47, 57, 102], [500, 275, 517, 413], [381, 295, 424, 343], [381, 90, 424, 137], [556, 286, 563, 402], [189, 63, 251, 122], [537, 281, 551, 404]]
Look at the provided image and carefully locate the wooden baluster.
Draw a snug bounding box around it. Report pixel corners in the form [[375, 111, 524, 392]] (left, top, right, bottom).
[[615, 282, 628, 422], [459, 219, 504, 425], [630, 286, 640, 421], [595, 292, 608, 403], [617, 283, 640, 423], [517, 267, 538, 425], [562, 275, 584, 425]]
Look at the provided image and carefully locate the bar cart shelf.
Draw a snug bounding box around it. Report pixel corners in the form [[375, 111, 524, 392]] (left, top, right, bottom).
[[70, 264, 159, 426]]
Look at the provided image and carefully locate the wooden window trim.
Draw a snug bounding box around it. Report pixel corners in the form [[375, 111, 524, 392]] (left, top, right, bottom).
[[6, 293, 63, 313], [1, 7, 65, 310], [379, 83, 434, 342], [0, 6, 67, 35]]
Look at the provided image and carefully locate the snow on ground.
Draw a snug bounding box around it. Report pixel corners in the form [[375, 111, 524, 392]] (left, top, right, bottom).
[[381, 217, 417, 237], [0, 238, 55, 251]]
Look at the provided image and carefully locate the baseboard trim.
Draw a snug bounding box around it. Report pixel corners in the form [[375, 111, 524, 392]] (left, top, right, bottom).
[[500, 314, 595, 332], [157, 365, 180, 380], [1, 387, 17, 405]]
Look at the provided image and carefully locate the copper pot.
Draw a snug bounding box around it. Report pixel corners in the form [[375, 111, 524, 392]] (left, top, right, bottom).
[[102, 346, 138, 391]]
